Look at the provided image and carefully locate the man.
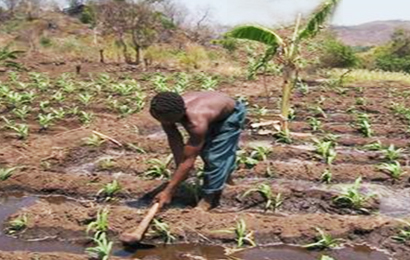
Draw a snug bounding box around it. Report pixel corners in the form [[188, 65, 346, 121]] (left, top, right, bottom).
[[149, 91, 246, 211]]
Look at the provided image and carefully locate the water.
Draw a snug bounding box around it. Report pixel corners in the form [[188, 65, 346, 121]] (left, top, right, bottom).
[[233, 244, 391, 260], [0, 192, 85, 254], [113, 244, 391, 260]]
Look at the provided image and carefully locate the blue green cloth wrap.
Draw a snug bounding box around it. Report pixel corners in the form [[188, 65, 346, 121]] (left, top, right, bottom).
[[200, 101, 246, 194]]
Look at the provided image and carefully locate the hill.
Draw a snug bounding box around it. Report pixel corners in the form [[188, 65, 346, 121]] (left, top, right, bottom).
[[332, 20, 410, 46]]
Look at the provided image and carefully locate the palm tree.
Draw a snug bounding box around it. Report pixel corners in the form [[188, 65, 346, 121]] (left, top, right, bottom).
[[227, 0, 341, 133]]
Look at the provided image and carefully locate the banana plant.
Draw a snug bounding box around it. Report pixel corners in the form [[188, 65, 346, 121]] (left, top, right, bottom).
[[227, 0, 341, 131]]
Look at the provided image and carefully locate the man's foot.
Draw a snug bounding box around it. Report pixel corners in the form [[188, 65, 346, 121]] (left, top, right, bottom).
[[119, 232, 140, 245], [196, 191, 222, 211]]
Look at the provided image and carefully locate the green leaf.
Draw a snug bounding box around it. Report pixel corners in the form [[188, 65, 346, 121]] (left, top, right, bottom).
[[227, 25, 283, 47], [297, 0, 341, 41]]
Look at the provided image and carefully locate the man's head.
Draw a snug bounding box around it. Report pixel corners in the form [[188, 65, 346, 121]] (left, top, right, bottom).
[[149, 92, 186, 123]]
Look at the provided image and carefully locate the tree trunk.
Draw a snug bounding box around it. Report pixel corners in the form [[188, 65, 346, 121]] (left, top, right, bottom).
[[99, 49, 105, 63], [280, 64, 297, 132], [117, 35, 131, 64], [135, 45, 141, 65]]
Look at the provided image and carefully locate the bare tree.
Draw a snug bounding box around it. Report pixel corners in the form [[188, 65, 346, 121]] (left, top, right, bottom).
[[96, 0, 163, 65]]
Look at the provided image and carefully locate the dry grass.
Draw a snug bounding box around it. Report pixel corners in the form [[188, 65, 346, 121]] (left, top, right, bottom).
[[327, 68, 410, 85]]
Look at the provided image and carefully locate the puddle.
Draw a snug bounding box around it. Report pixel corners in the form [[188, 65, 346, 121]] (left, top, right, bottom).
[[327, 183, 410, 218], [233, 244, 391, 260], [115, 243, 390, 260], [0, 192, 85, 254]]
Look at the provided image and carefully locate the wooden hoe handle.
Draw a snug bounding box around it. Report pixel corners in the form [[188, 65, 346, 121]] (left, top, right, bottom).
[[120, 202, 160, 244]]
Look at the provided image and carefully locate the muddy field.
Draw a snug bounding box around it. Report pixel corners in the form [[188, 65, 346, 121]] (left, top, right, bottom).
[[1, 63, 410, 260]]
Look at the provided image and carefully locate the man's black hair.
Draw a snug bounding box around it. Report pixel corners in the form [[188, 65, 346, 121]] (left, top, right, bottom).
[[150, 91, 185, 118]]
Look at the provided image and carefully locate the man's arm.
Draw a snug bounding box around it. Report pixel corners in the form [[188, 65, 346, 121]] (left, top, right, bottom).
[[162, 123, 184, 166], [155, 125, 207, 209]]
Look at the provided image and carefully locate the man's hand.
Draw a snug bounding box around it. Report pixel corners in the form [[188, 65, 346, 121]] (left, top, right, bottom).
[[153, 189, 173, 210]]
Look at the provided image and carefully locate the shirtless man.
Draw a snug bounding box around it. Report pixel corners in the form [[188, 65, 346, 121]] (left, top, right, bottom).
[[149, 91, 246, 211]]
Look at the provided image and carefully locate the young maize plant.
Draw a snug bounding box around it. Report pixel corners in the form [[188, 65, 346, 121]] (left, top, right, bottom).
[[97, 180, 122, 201], [52, 91, 65, 102], [38, 113, 54, 130], [51, 108, 66, 120], [39, 101, 50, 112], [242, 183, 283, 212], [362, 140, 383, 151], [321, 169, 332, 184], [273, 129, 292, 144], [7, 214, 28, 234], [83, 134, 106, 147], [233, 219, 256, 247], [333, 177, 374, 212], [250, 145, 272, 161], [85, 232, 113, 260], [288, 108, 296, 121], [251, 104, 268, 121], [355, 97, 366, 106], [98, 158, 115, 170], [201, 75, 218, 90], [383, 144, 404, 162], [118, 104, 135, 117], [356, 113, 373, 137], [151, 218, 176, 244], [313, 139, 337, 165], [152, 74, 169, 92], [144, 155, 173, 179], [0, 167, 17, 181], [86, 207, 110, 239], [307, 117, 322, 132], [320, 256, 335, 260], [78, 92, 93, 107], [79, 111, 94, 125], [302, 228, 343, 249], [13, 106, 31, 121], [236, 150, 259, 169], [29, 72, 50, 91], [392, 221, 410, 243], [9, 124, 29, 139], [378, 161, 405, 180]]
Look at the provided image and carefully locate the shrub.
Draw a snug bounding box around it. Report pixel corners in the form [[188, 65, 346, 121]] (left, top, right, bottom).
[[318, 35, 358, 68]]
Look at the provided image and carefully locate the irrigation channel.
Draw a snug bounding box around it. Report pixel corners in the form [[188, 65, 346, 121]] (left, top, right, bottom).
[[0, 190, 398, 260]]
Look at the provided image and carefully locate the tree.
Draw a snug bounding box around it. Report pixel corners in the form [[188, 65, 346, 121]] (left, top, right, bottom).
[[227, 0, 341, 133], [96, 0, 163, 64], [375, 29, 410, 73]]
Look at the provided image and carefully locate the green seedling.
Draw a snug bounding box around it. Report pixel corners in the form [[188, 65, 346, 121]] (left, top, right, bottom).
[[13, 106, 31, 120], [39, 101, 50, 112], [308, 117, 322, 132], [333, 177, 373, 211], [51, 108, 66, 120], [383, 144, 404, 162], [52, 91, 65, 102], [0, 167, 17, 181], [392, 221, 410, 243], [322, 133, 340, 143], [97, 180, 121, 201], [6, 92, 24, 107], [69, 106, 79, 116], [252, 104, 268, 120], [84, 134, 106, 147], [151, 218, 176, 244], [78, 92, 93, 106], [288, 108, 296, 121], [356, 113, 373, 137], [85, 232, 113, 260], [362, 140, 383, 151], [118, 104, 134, 117], [250, 145, 271, 161], [87, 207, 109, 239], [236, 150, 259, 168], [355, 97, 366, 106], [9, 124, 29, 139], [218, 219, 256, 248], [378, 161, 405, 180], [98, 158, 115, 170], [38, 113, 54, 130], [79, 111, 94, 125], [320, 256, 336, 260], [144, 155, 173, 179], [7, 214, 28, 234], [313, 139, 337, 165], [321, 169, 332, 184], [201, 76, 218, 90], [273, 129, 292, 144], [152, 75, 169, 92], [303, 228, 343, 249], [2, 116, 15, 129], [112, 82, 138, 96], [242, 183, 283, 212], [62, 82, 76, 93]]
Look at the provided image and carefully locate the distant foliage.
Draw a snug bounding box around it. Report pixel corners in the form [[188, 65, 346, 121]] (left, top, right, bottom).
[[375, 29, 410, 73], [318, 35, 358, 68]]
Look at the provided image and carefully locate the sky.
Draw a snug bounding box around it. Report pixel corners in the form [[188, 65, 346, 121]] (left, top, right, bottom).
[[176, 0, 410, 26]]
